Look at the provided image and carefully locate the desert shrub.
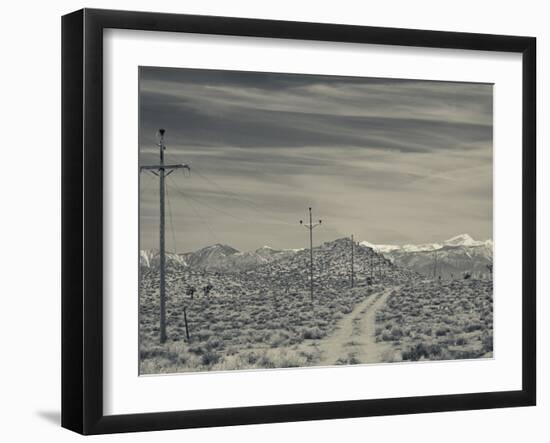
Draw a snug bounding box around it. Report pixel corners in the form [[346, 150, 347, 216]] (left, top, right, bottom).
[[380, 349, 401, 363], [211, 322, 227, 332], [211, 355, 248, 371], [316, 319, 329, 328], [205, 336, 224, 351], [452, 349, 481, 360], [402, 343, 430, 361], [390, 327, 403, 339], [340, 306, 353, 315], [287, 335, 301, 345], [196, 329, 213, 341], [426, 344, 442, 357], [188, 343, 205, 355], [221, 331, 234, 341], [201, 351, 220, 366], [482, 333, 493, 352], [464, 322, 483, 333], [299, 349, 320, 363], [240, 352, 258, 364], [252, 332, 270, 343], [257, 349, 308, 368], [455, 337, 468, 346], [269, 331, 290, 348], [435, 327, 448, 337], [336, 355, 360, 365], [275, 350, 308, 368], [301, 327, 325, 340], [266, 320, 283, 329], [140, 358, 172, 374], [140, 347, 171, 360]]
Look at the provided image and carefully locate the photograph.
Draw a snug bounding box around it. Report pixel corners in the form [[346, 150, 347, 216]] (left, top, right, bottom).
[[138, 66, 494, 375]]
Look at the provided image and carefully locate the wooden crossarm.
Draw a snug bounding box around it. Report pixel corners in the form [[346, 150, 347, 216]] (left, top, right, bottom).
[[140, 163, 190, 171]]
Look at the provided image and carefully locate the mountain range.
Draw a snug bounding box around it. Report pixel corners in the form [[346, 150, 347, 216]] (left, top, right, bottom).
[[140, 244, 300, 273], [140, 238, 413, 300], [140, 233, 492, 279], [364, 234, 493, 278]]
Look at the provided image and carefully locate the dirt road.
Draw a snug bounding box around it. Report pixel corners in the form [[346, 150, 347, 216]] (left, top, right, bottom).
[[313, 288, 393, 365]]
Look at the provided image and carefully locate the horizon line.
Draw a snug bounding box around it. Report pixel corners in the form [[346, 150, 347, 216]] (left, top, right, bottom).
[[140, 233, 494, 254]]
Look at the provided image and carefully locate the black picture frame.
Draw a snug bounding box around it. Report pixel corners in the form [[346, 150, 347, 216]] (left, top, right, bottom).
[[61, 8, 536, 435]]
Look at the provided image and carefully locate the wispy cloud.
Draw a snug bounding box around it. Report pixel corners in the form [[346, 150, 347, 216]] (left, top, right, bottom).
[[139, 67, 492, 251]]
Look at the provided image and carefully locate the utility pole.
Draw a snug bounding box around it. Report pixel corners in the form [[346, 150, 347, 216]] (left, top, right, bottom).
[[433, 250, 438, 280], [140, 129, 190, 343], [350, 235, 355, 288], [300, 207, 322, 301], [370, 251, 373, 279]]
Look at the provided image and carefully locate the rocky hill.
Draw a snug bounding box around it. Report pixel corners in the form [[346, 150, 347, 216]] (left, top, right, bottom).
[[181, 244, 240, 271]]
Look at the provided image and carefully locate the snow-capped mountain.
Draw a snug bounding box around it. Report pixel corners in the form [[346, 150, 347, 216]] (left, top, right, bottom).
[[216, 246, 298, 272], [364, 234, 490, 253], [360, 240, 441, 253], [139, 249, 188, 271], [365, 234, 493, 278], [140, 244, 299, 272], [359, 240, 397, 253], [442, 233, 488, 248], [140, 234, 492, 279]]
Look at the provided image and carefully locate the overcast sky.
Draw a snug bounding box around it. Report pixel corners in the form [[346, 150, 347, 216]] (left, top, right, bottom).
[[139, 67, 493, 253]]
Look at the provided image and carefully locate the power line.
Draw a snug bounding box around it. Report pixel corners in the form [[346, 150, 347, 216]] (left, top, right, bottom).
[[167, 182, 224, 245], [191, 166, 295, 226], [167, 175, 249, 224], [350, 234, 355, 288], [165, 184, 177, 253]]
